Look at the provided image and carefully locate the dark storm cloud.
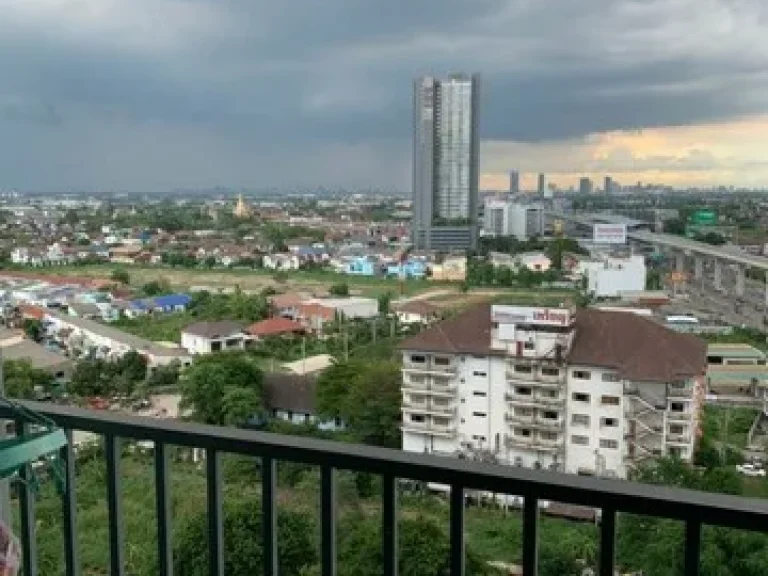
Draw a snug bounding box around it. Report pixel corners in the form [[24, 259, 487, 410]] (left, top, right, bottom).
[[1, 0, 767, 189]]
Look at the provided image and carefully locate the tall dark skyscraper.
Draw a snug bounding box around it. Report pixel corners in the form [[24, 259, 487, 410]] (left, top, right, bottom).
[[579, 177, 594, 195], [412, 74, 480, 250], [509, 170, 520, 194], [604, 176, 613, 194], [537, 173, 546, 195]]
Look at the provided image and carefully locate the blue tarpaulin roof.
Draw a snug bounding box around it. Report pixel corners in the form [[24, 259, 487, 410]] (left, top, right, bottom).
[[152, 294, 192, 308]]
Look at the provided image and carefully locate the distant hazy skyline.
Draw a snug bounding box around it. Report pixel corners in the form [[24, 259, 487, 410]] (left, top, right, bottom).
[[2, 1, 768, 191]]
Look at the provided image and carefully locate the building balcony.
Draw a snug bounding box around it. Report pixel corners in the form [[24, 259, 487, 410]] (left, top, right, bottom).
[[668, 385, 694, 400], [505, 411, 535, 425], [532, 394, 564, 408], [402, 361, 457, 376], [402, 400, 457, 417], [402, 381, 457, 397], [402, 418, 457, 437], [504, 392, 536, 406], [532, 417, 565, 431], [667, 434, 693, 445], [667, 411, 693, 423], [3, 401, 767, 576]]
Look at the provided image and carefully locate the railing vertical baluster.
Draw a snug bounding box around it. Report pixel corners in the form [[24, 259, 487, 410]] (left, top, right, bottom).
[[382, 474, 398, 576], [155, 442, 173, 576], [262, 456, 278, 576], [320, 466, 336, 576], [522, 496, 539, 576], [105, 435, 124, 576], [15, 420, 37, 576], [599, 508, 616, 576], [449, 484, 464, 576], [684, 520, 701, 576], [60, 430, 79, 576], [206, 449, 224, 576]]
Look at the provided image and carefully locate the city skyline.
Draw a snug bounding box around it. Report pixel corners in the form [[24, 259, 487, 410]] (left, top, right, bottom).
[[2, 1, 768, 190]]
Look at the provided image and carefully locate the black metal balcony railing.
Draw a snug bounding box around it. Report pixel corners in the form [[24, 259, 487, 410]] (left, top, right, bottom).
[[3, 401, 768, 576]]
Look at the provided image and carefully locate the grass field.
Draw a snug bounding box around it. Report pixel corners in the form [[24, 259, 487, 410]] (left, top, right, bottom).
[[20, 264, 443, 297]]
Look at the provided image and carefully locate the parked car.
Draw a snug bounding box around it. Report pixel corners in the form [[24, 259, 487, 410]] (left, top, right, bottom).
[[736, 463, 766, 477]]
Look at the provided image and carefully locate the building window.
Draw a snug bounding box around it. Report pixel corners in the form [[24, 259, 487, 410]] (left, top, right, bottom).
[[540, 432, 558, 441], [515, 386, 533, 396], [601, 395, 620, 406], [434, 356, 451, 366], [542, 410, 558, 420], [572, 370, 591, 380], [524, 341, 535, 350], [670, 402, 685, 412], [472, 412, 487, 418], [516, 428, 532, 437], [602, 372, 620, 382], [572, 392, 590, 403], [515, 365, 532, 373], [514, 407, 533, 417], [541, 367, 560, 376], [473, 371, 487, 377], [571, 435, 589, 446], [472, 435, 487, 442], [472, 391, 487, 397], [601, 417, 619, 428], [410, 355, 426, 364], [571, 414, 590, 427], [669, 424, 685, 435], [600, 439, 618, 449], [410, 414, 425, 423]]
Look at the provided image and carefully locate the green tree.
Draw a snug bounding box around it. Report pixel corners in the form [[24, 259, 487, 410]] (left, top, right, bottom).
[[3, 360, 54, 399], [142, 279, 172, 297], [69, 358, 116, 397], [333, 514, 491, 576], [378, 291, 392, 315], [111, 268, 131, 285], [22, 318, 43, 342], [329, 283, 350, 297], [180, 352, 264, 426], [174, 497, 317, 576], [147, 361, 180, 389], [317, 360, 401, 448]]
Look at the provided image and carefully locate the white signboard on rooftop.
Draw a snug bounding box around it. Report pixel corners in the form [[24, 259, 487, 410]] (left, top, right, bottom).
[[491, 305, 571, 327], [593, 223, 627, 244]]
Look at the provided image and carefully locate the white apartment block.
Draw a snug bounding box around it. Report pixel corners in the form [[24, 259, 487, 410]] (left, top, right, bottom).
[[400, 304, 705, 479]]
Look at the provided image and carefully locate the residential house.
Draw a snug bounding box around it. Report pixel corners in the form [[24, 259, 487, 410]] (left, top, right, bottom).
[[151, 294, 192, 314], [263, 253, 301, 270], [344, 256, 378, 276], [109, 245, 144, 264], [181, 321, 248, 355], [392, 301, 441, 325], [43, 309, 191, 369], [430, 256, 467, 281], [247, 317, 306, 340], [386, 260, 428, 279], [67, 303, 103, 321], [263, 372, 343, 430]]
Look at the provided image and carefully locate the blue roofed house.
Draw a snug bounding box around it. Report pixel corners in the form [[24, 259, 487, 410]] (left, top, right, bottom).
[[344, 256, 378, 276], [386, 259, 427, 279], [125, 300, 152, 318], [152, 293, 192, 313]]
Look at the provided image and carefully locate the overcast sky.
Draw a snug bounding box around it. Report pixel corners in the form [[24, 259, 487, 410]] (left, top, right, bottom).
[[2, 0, 768, 191]]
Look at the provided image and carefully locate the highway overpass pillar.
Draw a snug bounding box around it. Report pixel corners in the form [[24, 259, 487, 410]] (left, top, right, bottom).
[[714, 260, 723, 291], [736, 265, 746, 298], [694, 257, 703, 282]]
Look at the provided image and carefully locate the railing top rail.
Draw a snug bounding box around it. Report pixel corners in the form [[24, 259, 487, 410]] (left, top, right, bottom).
[[5, 401, 768, 531]]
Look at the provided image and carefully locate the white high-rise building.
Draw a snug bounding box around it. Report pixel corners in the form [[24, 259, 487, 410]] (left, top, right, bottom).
[[400, 305, 705, 479], [482, 201, 543, 240]]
